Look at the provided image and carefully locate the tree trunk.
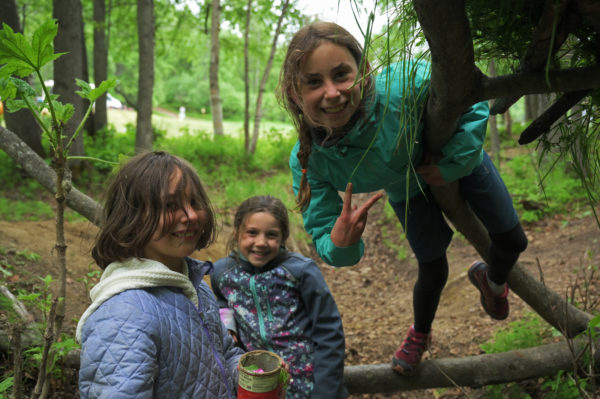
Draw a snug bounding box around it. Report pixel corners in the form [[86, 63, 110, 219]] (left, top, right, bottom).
[[243, 0, 252, 150], [0, 0, 44, 158], [503, 109, 512, 139], [248, 0, 290, 154], [135, 0, 154, 152], [411, 0, 592, 340], [488, 61, 500, 165], [52, 0, 86, 160], [0, 126, 100, 225], [93, 0, 108, 133], [209, 0, 224, 136], [343, 336, 598, 393]]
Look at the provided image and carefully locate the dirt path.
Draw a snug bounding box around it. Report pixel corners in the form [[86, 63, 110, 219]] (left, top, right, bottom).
[[1, 204, 599, 398]]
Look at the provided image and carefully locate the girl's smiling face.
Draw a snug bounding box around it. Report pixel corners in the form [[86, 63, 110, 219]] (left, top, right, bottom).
[[238, 211, 283, 268], [143, 168, 207, 272], [298, 41, 361, 131]]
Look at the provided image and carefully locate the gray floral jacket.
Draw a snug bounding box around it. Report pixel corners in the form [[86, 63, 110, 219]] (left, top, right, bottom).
[[211, 251, 347, 399]]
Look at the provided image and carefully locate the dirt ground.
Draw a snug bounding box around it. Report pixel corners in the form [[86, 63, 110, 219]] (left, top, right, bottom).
[[1, 198, 599, 398]]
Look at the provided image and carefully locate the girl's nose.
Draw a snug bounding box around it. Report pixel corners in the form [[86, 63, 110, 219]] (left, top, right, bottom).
[[255, 234, 267, 246], [180, 204, 199, 223], [323, 80, 340, 99]]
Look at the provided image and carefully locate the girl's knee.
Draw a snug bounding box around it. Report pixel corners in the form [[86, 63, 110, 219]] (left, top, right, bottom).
[[490, 223, 528, 254]]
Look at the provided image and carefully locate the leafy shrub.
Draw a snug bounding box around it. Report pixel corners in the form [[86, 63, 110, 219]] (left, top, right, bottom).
[[480, 312, 552, 354], [500, 153, 588, 222]]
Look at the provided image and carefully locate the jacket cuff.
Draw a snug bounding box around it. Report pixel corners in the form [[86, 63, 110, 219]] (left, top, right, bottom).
[[219, 308, 237, 332], [318, 235, 364, 266]]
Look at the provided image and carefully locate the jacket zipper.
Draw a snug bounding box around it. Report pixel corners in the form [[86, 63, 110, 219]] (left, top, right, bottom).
[[249, 275, 275, 352]]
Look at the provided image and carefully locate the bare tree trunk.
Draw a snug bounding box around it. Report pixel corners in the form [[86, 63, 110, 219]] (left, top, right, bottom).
[[209, 0, 224, 136], [525, 94, 539, 121], [10, 322, 23, 399], [52, 0, 86, 160], [135, 0, 154, 152], [243, 0, 252, 150], [503, 109, 512, 139], [488, 61, 500, 165], [0, 126, 101, 225], [248, 0, 290, 154], [343, 335, 598, 393], [0, 0, 44, 157], [93, 0, 108, 133]]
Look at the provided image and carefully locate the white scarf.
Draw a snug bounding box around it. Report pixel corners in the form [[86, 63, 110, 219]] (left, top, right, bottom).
[[76, 257, 198, 342]]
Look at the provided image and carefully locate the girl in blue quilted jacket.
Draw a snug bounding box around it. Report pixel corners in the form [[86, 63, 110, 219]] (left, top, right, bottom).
[[77, 151, 244, 398], [277, 21, 528, 376], [211, 195, 347, 399]]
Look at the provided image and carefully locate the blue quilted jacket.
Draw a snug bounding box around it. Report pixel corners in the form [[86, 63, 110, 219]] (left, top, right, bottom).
[[79, 258, 244, 398]]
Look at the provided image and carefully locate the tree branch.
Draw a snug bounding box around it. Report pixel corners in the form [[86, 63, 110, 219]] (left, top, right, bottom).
[[0, 126, 101, 226], [491, 0, 572, 114], [482, 66, 600, 107], [518, 89, 590, 144], [343, 335, 598, 393]]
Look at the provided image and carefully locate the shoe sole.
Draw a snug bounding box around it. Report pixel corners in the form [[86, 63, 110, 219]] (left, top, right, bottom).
[[391, 358, 416, 376]]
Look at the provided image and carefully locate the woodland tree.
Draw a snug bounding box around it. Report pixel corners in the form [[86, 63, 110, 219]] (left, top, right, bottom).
[[0, 0, 44, 157], [135, 0, 154, 151], [93, 0, 108, 132], [52, 0, 87, 160], [209, 0, 224, 136]]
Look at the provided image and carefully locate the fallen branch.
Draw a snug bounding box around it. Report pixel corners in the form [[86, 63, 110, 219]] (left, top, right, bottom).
[[343, 335, 598, 393], [0, 126, 101, 226], [0, 285, 39, 353]]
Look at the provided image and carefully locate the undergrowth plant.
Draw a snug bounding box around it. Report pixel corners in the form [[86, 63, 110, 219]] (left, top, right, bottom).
[[0, 19, 114, 398], [500, 152, 588, 223], [479, 253, 600, 398]]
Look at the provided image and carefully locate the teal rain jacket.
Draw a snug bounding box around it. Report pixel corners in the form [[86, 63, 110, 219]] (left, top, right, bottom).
[[290, 61, 489, 267]]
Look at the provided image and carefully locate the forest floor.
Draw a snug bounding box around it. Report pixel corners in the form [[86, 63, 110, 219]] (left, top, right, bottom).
[[1, 195, 599, 398]]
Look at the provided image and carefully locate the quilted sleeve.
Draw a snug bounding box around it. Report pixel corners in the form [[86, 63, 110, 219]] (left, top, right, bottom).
[[299, 261, 347, 399], [79, 295, 158, 398], [197, 279, 244, 387]]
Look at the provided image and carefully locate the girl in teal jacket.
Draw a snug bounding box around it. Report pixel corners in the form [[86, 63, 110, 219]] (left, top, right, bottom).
[[278, 21, 528, 376]]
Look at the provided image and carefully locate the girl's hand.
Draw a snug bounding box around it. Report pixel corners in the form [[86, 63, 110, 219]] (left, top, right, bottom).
[[416, 152, 447, 186], [228, 330, 239, 345], [330, 183, 383, 247], [416, 163, 447, 186]]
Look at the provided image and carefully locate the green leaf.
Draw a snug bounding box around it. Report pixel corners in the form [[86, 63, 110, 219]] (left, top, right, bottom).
[[52, 101, 74, 124], [5, 98, 30, 113], [0, 20, 66, 78], [11, 76, 37, 98], [31, 20, 65, 68], [0, 76, 17, 100], [75, 77, 117, 101]]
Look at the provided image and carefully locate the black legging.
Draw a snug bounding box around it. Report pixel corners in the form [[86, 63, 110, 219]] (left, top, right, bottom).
[[412, 222, 528, 334], [488, 223, 528, 285], [413, 255, 448, 334]]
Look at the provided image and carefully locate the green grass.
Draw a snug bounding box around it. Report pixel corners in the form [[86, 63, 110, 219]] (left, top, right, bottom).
[[0, 112, 299, 230], [499, 151, 590, 223], [108, 108, 294, 139], [0, 109, 596, 236]]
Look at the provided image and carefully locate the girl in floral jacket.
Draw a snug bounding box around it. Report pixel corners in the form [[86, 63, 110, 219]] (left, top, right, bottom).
[[211, 195, 347, 399]]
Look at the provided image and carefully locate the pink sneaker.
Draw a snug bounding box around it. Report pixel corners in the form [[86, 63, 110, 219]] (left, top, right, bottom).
[[391, 325, 431, 376], [468, 261, 509, 320]]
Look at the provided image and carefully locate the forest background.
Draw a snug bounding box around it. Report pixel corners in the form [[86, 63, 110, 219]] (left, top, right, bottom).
[[0, 0, 599, 398]]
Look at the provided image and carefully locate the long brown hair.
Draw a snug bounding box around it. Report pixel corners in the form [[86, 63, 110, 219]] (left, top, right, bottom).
[[92, 151, 216, 269], [277, 21, 373, 210]]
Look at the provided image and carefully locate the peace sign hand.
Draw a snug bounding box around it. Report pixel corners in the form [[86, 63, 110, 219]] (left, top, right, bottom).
[[330, 183, 384, 247]]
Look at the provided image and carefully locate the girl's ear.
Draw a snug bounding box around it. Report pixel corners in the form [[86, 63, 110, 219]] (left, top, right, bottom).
[[288, 87, 301, 107]]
